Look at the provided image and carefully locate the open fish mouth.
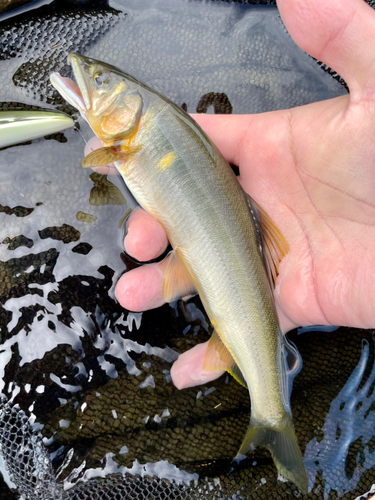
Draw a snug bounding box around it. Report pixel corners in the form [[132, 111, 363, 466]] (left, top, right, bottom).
[[50, 53, 91, 112]]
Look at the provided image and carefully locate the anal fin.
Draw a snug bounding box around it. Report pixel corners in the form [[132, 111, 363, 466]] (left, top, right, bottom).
[[203, 331, 246, 387]]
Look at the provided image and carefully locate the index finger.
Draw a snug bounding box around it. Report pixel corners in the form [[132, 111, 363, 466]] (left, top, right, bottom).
[[192, 113, 255, 166]]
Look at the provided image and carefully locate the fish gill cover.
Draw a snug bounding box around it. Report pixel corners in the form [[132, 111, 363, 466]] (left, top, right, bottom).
[[0, 1, 374, 500]]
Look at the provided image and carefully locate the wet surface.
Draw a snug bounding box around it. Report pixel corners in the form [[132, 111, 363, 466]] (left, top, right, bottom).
[[0, 0, 33, 15], [0, 1, 374, 499], [0, 0, 347, 113]]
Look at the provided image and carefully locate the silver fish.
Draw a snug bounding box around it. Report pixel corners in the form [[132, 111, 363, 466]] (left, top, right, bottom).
[[51, 53, 308, 492]]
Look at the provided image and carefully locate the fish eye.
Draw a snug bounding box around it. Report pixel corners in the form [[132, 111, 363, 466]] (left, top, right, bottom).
[[94, 72, 110, 87]]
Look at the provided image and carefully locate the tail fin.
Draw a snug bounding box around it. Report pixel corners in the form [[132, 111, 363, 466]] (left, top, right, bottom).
[[237, 418, 308, 493]]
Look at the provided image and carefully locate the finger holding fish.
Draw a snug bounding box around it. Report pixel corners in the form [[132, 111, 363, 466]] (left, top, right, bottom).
[[116, 258, 167, 312], [171, 340, 225, 390], [116, 0, 375, 396], [124, 208, 169, 262], [277, 0, 375, 98]]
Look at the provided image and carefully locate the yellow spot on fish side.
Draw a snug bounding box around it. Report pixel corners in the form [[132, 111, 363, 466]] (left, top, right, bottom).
[[156, 151, 177, 171]]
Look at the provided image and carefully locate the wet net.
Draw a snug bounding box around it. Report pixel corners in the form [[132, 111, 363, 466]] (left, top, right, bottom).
[[0, 1, 375, 500], [0, 328, 375, 500]]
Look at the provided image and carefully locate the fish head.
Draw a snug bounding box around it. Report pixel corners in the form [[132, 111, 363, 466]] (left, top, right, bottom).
[[50, 53, 143, 143]]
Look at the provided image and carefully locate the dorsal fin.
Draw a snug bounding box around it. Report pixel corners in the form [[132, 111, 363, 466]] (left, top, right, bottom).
[[247, 194, 289, 288], [203, 331, 247, 387]]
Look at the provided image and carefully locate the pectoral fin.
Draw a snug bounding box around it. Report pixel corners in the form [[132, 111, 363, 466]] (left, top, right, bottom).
[[247, 195, 289, 288], [203, 331, 246, 387], [82, 144, 141, 168], [163, 250, 197, 302]]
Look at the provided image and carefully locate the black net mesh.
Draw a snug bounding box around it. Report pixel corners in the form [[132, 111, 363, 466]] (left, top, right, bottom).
[[0, 398, 64, 500], [0, 1, 375, 500], [0, 0, 348, 115], [0, 329, 375, 499]]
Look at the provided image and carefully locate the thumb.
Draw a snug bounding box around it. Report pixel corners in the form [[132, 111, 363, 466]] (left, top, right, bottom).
[[277, 0, 375, 97], [191, 113, 255, 166]]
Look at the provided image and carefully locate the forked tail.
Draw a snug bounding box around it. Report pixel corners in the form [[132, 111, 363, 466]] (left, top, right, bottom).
[[237, 417, 308, 494]]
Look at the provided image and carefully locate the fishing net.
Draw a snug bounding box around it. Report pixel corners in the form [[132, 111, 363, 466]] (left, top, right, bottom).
[[0, 398, 64, 500], [1, 326, 375, 500], [0, 1, 375, 500], [0, 0, 347, 114]]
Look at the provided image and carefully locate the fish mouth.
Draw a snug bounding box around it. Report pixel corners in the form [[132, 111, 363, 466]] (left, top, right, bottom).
[[50, 53, 91, 112]]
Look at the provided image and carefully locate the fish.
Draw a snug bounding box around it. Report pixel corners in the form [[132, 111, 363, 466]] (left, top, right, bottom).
[[50, 53, 308, 492], [0, 110, 74, 148]]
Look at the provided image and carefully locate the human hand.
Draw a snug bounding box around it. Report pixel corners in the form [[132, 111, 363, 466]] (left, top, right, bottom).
[[112, 0, 375, 388]]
